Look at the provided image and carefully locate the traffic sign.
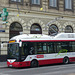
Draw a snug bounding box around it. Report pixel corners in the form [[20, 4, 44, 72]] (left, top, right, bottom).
[[0, 30, 5, 32], [0, 8, 8, 21]]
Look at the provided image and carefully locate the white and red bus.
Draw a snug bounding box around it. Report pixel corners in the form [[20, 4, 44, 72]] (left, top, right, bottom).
[[7, 33, 75, 68]]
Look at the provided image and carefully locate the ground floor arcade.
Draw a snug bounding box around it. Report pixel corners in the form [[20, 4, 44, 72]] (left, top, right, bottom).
[[0, 10, 75, 61]]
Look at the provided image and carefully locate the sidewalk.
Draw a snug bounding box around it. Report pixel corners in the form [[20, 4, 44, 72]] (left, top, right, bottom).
[[0, 62, 7, 68], [66, 73, 75, 75]]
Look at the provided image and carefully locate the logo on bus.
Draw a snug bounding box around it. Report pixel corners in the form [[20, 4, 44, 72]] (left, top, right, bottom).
[[36, 55, 44, 58], [55, 49, 68, 57]]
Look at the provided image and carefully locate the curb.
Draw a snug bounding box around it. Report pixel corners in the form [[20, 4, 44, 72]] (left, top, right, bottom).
[[0, 66, 7, 68], [0, 66, 7, 69], [0, 62, 7, 68]]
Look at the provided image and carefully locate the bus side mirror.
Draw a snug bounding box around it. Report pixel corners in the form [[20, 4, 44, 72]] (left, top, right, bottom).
[[19, 40, 22, 47]]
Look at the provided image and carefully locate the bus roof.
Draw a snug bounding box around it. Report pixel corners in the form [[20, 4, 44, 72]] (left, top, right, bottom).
[[10, 33, 75, 41], [10, 34, 52, 40]]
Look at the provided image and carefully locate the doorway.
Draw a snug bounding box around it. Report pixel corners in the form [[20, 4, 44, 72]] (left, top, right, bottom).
[[9, 22, 23, 39]]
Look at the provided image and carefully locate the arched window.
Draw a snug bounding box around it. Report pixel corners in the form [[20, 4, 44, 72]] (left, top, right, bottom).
[[30, 23, 42, 34], [65, 25, 73, 33], [49, 24, 58, 36], [9, 22, 23, 39]]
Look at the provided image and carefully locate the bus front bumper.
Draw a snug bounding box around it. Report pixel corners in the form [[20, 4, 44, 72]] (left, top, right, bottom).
[[7, 61, 31, 68]]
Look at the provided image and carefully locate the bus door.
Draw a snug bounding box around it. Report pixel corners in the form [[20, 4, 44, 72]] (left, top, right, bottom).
[[21, 42, 29, 61], [29, 42, 35, 55]]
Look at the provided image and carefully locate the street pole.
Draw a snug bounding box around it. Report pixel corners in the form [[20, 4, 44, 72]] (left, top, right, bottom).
[[17, 3, 19, 13], [0, 38, 1, 55]]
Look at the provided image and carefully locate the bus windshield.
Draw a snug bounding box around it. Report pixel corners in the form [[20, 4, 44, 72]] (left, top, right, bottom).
[[7, 43, 19, 61]]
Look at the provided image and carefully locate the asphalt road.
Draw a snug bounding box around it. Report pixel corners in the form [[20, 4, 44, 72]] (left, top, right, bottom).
[[0, 63, 75, 75]]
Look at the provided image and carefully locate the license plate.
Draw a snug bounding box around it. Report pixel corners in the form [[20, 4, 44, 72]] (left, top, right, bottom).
[[9, 65, 12, 67]]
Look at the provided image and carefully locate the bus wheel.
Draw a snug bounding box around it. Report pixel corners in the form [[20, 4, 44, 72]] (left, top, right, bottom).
[[63, 57, 69, 64], [31, 60, 38, 68]]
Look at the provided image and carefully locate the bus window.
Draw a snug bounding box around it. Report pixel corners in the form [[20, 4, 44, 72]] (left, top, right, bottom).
[[29, 42, 35, 55], [71, 42, 75, 52], [37, 43, 43, 54], [43, 43, 47, 54], [34, 43, 37, 54], [34, 42, 48, 54], [56, 42, 61, 53], [69, 42, 73, 52], [48, 42, 55, 53], [7, 43, 19, 61], [61, 42, 71, 52]]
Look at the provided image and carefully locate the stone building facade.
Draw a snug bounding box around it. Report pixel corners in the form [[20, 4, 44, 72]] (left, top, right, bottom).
[[0, 0, 75, 61]]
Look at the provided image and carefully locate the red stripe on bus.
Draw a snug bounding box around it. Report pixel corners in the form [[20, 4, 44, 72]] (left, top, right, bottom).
[[69, 57, 75, 62], [22, 40, 75, 42], [7, 57, 75, 68], [7, 58, 63, 68], [38, 58, 63, 65]]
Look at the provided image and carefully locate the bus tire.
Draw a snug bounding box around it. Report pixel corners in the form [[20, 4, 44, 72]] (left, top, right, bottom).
[[31, 60, 39, 68], [63, 57, 69, 64]]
